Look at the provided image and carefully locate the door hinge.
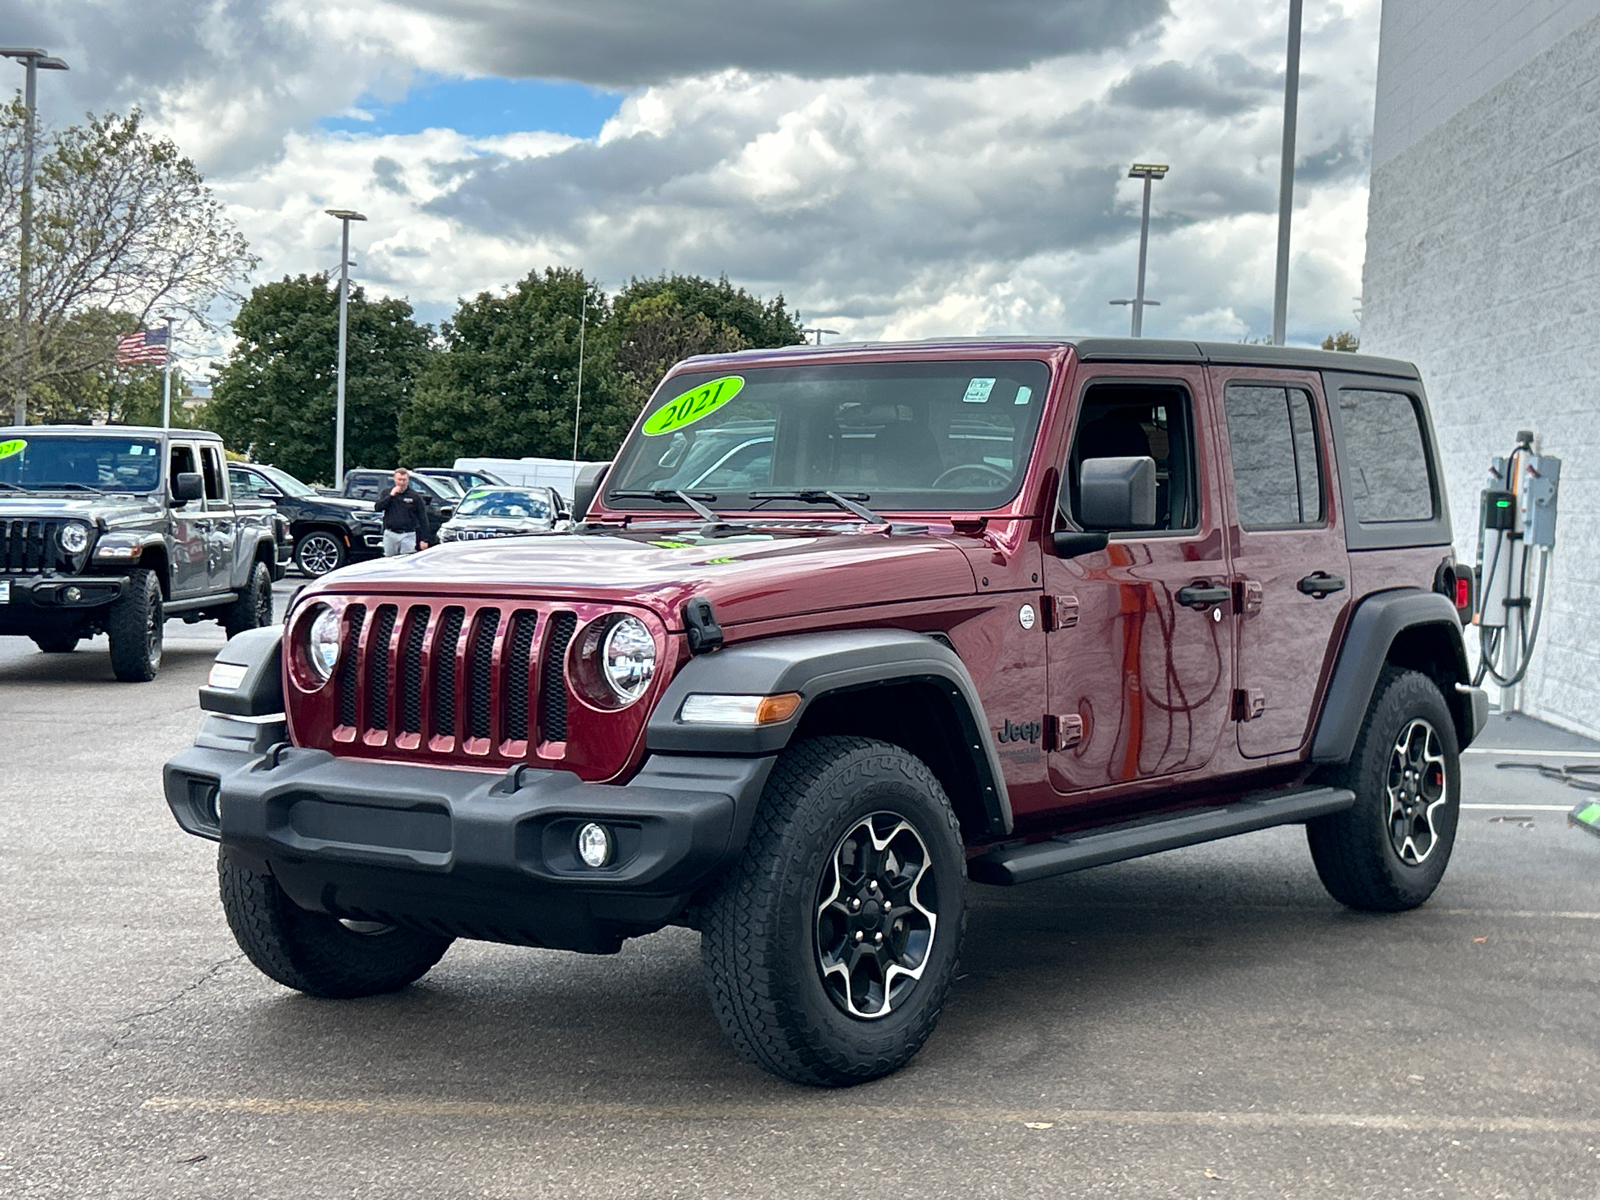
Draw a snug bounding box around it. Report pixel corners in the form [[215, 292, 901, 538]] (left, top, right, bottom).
[[1233, 688, 1265, 721], [1042, 594, 1079, 631], [1235, 579, 1263, 615], [1045, 713, 1084, 750]]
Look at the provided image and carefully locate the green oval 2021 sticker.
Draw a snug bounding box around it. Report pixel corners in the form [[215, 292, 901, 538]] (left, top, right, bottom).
[[642, 376, 744, 436], [0, 438, 25, 459]]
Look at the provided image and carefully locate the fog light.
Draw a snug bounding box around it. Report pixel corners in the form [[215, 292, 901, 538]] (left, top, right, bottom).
[[576, 822, 613, 868], [63, 586, 81, 602]]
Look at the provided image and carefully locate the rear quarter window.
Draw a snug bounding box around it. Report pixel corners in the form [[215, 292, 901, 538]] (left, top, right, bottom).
[[1336, 389, 1434, 523]]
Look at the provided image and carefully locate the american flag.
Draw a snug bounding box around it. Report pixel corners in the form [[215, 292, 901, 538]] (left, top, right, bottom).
[[115, 327, 169, 366]]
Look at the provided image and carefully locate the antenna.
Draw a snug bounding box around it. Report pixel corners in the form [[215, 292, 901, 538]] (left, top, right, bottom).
[[570, 295, 587, 503]]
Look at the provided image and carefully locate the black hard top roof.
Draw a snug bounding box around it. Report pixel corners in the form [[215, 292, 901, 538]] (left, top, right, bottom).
[[685, 336, 1419, 380]]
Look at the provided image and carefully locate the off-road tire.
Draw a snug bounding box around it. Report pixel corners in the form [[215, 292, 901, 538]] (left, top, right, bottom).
[[1307, 665, 1461, 912], [106, 568, 163, 683], [31, 634, 79, 653], [222, 561, 273, 639], [700, 736, 967, 1087], [294, 529, 346, 577], [218, 851, 452, 998]]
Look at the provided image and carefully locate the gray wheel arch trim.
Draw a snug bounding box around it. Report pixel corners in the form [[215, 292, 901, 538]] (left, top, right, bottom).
[[646, 629, 1013, 836], [1311, 589, 1477, 763]]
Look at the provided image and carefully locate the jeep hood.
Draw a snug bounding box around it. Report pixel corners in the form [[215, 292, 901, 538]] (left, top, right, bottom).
[[0, 493, 161, 525], [308, 524, 979, 629]]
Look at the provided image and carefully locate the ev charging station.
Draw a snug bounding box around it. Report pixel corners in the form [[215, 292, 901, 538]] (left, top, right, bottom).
[[1474, 430, 1562, 706]]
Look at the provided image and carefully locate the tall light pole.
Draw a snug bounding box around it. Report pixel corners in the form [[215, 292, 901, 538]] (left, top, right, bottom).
[[800, 327, 840, 345], [1271, 0, 1304, 346], [1112, 163, 1168, 337], [159, 315, 175, 428], [2, 48, 70, 427], [325, 209, 366, 486]]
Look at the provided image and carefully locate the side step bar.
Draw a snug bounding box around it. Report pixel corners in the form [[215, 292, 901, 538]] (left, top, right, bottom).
[[968, 786, 1356, 886]]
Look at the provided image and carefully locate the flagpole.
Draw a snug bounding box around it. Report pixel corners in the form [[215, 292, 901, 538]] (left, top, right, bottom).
[[160, 316, 174, 428]]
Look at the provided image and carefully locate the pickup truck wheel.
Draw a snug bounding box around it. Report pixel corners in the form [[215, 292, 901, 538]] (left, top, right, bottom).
[[31, 635, 80, 653], [700, 736, 967, 1087], [1307, 666, 1460, 912], [294, 530, 345, 577], [106, 568, 163, 682], [218, 851, 452, 998], [222, 561, 273, 638]]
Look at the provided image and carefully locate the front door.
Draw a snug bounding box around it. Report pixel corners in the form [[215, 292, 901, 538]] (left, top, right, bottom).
[[1211, 369, 1350, 758], [1043, 369, 1234, 794]]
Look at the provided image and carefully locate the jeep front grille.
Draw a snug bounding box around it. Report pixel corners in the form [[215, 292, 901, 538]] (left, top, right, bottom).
[[0, 518, 68, 574]]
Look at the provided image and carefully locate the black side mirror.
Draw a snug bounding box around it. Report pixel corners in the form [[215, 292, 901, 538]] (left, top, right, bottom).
[[258, 487, 284, 501], [438, 505, 455, 521], [573, 461, 610, 520], [1077, 456, 1157, 530], [172, 472, 204, 504]]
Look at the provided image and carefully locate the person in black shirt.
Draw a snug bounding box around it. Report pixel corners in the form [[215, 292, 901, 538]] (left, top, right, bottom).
[[374, 467, 432, 555]]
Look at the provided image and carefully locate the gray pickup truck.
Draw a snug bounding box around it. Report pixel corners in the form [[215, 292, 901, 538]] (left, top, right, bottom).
[[0, 425, 287, 681]]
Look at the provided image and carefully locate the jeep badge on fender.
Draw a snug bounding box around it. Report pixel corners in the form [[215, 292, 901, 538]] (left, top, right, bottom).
[[164, 338, 1485, 1087]]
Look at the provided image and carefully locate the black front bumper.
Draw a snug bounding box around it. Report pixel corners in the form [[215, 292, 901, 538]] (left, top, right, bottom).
[[0, 573, 126, 635], [164, 717, 774, 954]]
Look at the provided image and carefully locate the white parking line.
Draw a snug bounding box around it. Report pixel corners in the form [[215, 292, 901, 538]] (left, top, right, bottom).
[[1465, 747, 1600, 759], [1462, 803, 1578, 811]]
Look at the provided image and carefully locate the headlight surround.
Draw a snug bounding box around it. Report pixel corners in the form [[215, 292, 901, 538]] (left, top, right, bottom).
[[300, 603, 343, 686], [601, 616, 657, 703], [57, 521, 90, 555]]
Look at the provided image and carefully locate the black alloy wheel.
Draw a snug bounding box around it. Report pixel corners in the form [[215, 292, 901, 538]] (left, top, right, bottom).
[[294, 530, 346, 577]]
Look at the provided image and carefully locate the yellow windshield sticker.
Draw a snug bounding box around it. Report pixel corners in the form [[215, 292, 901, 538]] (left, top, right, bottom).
[[642, 376, 745, 436], [0, 438, 25, 459]]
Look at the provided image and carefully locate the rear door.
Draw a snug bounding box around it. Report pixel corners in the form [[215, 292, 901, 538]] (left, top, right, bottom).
[[1210, 368, 1350, 758], [199, 442, 234, 592], [166, 440, 207, 598], [1043, 365, 1235, 793]]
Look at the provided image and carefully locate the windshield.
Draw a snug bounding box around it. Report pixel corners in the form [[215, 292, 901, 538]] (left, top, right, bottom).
[[419, 474, 463, 498], [0, 434, 162, 492], [605, 359, 1051, 512], [457, 489, 552, 520], [257, 464, 315, 498]]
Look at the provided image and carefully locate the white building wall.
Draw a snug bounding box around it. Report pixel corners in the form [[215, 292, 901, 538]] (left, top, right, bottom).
[[1363, 4, 1600, 737]]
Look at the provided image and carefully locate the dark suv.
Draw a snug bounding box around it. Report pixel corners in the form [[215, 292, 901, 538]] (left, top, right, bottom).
[[228, 462, 384, 577], [165, 339, 1485, 1086]]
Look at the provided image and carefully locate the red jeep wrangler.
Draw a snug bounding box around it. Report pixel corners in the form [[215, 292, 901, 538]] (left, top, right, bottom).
[[166, 338, 1485, 1086]]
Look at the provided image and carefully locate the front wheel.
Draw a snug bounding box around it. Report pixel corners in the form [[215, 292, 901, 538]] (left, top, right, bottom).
[[294, 530, 346, 577], [219, 852, 452, 998], [1307, 666, 1461, 911], [700, 737, 967, 1087], [106, 569, 163, 682]]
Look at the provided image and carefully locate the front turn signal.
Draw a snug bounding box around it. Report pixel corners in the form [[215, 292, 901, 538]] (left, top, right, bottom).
[[679, 692, 803, 726]]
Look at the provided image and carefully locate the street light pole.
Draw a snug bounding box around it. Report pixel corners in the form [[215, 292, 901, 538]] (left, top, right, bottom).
[[1271, 0, 1304, 346], [1, 48, 69, 426], [1115, 163, 1168, 337], [160, 315, 175, 428], [800, 327, 840, 345], [324, 209, 366, 486]]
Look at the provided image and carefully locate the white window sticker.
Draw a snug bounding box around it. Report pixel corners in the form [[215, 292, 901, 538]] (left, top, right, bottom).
[[962, 377, 997, 404], [1014, 386, 1033, 405]]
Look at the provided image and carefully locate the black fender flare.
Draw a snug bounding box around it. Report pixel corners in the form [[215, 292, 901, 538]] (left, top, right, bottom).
[[646, 629, 1012, 837], [1310, 589, 1476, 763]]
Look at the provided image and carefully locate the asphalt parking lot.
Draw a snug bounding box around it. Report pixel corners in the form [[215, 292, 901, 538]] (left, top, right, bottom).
[[3, 577, 1599, 1198]]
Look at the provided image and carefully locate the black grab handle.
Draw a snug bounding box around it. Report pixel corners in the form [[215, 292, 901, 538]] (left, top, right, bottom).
[[1177, 584, 1230, 610], [1298, 572, 1346, 598]]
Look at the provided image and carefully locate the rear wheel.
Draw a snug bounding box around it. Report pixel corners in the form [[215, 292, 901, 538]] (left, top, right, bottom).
[[31, 634, 80, 654], [1307, 666, 1461, 911], [107, 569, 163, 682], [700, 737, 967, 1087], [222, 561, 273, 638], [294, 530, 345, 577], [219, 851, 452, 998]]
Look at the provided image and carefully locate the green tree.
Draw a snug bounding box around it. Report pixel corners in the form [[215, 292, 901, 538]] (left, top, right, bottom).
[[399, 267, 622, 465], [210, 274, 433, 483], [0, 105, 255, 425], [1321, 331, 1360, 352]]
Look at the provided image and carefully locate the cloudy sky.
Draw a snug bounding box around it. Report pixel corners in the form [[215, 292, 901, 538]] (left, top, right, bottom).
[[5, 0, 1378, 363]]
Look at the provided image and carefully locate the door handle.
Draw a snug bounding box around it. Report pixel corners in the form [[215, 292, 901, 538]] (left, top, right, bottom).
[[1297, 572, 1346, 598], [1176, 584, 1231, 610]]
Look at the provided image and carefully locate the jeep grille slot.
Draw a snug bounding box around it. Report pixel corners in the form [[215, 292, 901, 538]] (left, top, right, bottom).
[[336, 604, 367, 728], [365, 604, 398, 732], [432, 606, 466, 739], [541, 611, 578, 743], [466, 607, 501, 742], [1, 518, 65, 574], [503, 610, 538, 743], [399, 605, 430, 734]]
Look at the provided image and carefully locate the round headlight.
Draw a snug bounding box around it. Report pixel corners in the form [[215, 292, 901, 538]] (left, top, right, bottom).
[[58, 522, 90, 554], [307, 606, 343, 682], [601, 616, 656, 702]]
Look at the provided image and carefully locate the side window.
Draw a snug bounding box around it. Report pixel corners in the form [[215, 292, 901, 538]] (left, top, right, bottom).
[[169, 444, 197, 487], [229, 467, 260, 498], [1338, 389, 1434, 523], [1223, 384, 1324, 528], [200, 445, 226, 501], [1067, 382, 1198, 532]]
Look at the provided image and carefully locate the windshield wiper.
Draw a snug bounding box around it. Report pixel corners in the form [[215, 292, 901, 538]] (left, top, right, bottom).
[[0, 481, 25, 492], [610, 489, 730, 525], [31, 482, 105, 494], [748, 490, 883, 524]]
